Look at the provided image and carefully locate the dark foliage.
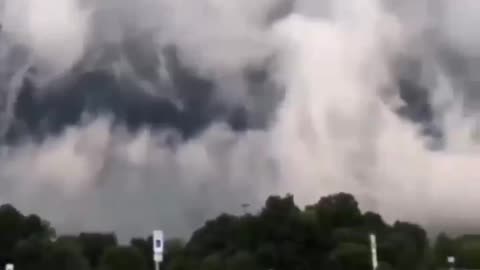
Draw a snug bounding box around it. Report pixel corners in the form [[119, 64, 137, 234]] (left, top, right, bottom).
[[0, 193, 475, 270]]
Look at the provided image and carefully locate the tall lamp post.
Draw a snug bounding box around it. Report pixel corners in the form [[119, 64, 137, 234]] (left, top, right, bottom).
[[369, 233, 378, 270], [153, 230, 164, 270], [447, 256, 455, 270]]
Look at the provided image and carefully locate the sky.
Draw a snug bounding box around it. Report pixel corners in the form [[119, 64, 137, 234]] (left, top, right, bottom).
[[0, 0, 480, 241]]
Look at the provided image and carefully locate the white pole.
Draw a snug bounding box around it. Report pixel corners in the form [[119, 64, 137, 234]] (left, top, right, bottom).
[[447, 256, 455, 270], [369, 234, 378, 270], [153, 230, 164, 270]]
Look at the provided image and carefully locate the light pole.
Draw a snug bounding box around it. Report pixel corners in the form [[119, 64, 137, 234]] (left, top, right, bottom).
[[369, 233, 378, 270], [153, 230, 164, 270], [447, 256, 455, 270]]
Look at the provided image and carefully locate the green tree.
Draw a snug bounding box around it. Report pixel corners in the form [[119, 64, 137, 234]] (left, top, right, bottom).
[[0, 193, 443, 270], [362, 211, 388, 234], [0, 204, 27, 265], [131, 237, 153, 269], [44, 240, 90, 270], [329, 242, 370, 270], [23, 214, 55, 240], [200, 253, 223, 270], [13, 237, 50, 270], [433, 233, 455, 267], [187, 214, 238, 257], [78, 233, 117, 268], [100, 246, 147, 270], [308, 193, 363, 229], [164, 238, 186, 264], [0, 204, 54, 267], [455, 235, 480, 269], [225, 251, 258, 270]]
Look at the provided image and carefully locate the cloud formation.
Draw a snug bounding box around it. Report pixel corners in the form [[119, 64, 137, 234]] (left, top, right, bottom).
[[1, 0, 480, 241]]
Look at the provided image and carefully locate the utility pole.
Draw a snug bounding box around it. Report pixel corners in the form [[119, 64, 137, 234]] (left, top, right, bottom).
[[153, 230, 164, 270], [447, 256, 455, 270], [369, 233, 378, 270]]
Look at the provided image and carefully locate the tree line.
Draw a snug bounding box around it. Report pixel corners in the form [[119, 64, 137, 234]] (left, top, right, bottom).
[[0, 192, 477, 270]]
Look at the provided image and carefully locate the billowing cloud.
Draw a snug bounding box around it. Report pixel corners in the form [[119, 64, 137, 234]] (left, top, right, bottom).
[[1, 0, 480, 241]]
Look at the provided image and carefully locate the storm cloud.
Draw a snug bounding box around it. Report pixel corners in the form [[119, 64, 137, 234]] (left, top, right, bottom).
[[0, 0, 479, 241]]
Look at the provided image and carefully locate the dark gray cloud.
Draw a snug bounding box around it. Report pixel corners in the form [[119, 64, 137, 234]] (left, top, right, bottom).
[[1, 0, 480, 242]]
